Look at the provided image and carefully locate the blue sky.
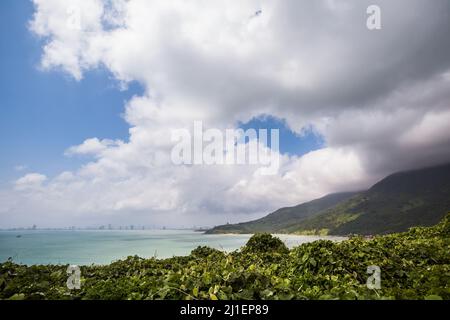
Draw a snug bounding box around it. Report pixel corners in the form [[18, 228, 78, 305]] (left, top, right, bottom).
[[239, 116, 324, 155], [0, 0, 143, 184], [1, 0, 449, 228], [0, 0, 323, 187]]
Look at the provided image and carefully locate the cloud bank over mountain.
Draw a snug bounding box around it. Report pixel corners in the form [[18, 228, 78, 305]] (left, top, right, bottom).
[[2, 0, 450, 227]]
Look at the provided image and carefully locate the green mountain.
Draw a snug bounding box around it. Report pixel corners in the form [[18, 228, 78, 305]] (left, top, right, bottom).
[[205, 192, 359, 234], [207, 163, 450, 235]]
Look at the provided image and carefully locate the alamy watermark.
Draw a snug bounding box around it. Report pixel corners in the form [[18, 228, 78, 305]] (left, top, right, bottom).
[[67, 265, 81, 290], [65, 261, 380, 291], [367, 5, 382, 30], [66, 5, 82, 31], [66, 4, 382, 31], [171, 121, 280, 175], [366, 265, 381, 290]]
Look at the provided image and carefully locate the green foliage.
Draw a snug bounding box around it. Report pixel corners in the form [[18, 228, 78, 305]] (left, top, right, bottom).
[[190, 246, 224, 259], [0, 214, 449, 300], [243, 233, 289, 254]]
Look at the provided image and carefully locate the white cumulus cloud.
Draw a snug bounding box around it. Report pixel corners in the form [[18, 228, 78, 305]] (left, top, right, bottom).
[[1, 0, 450, 227]]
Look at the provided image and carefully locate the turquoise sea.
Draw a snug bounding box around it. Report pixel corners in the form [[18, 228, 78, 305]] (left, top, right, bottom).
[[0, 230, 346, 265]]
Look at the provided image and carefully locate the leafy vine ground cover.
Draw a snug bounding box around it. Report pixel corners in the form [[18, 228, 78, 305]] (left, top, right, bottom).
[[1, 214, 449, 300]]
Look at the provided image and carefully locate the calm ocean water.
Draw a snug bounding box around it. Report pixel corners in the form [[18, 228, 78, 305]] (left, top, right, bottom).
[[0, 230, 346, 265]]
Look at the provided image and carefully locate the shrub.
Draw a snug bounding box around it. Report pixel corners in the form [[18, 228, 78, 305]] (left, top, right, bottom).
[[243, 233, 289, 254], [190, 246, 224, 259]]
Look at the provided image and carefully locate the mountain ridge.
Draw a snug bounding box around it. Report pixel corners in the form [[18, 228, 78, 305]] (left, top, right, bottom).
[[205, 192, 360, 234], [207, 162, 450, 235]]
